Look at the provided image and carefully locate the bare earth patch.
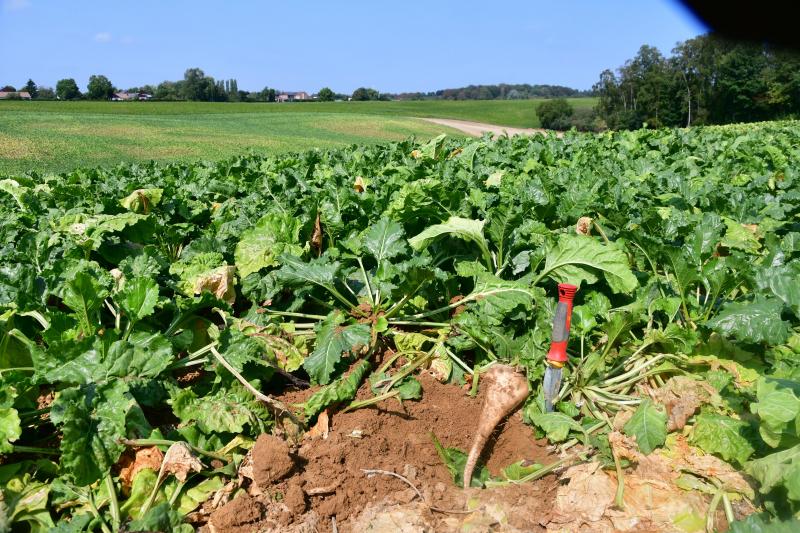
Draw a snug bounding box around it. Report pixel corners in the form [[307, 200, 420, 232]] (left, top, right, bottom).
[[421, 117, 558, 138]]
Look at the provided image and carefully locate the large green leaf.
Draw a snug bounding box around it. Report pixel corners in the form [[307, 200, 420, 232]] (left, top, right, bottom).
[[50, 380, 134, 486], [529, 411, 585, 442], [234, 212, 304, 278], [117, 277, 159, 322], [169, 380, 271, 435], [751, 378, 800, 448], [302, 359, 371, 419], [756, 263, 800, 319], [44, 332, 173, 385], [0, 407, 21, 454], [706, 297, 791, 345], [746, 444, 800, 500], [689, 412, 755, 465], [303, 311, 371, 385], [62, 271, 108, 336], [0, 471, 55, 531], [462, 272, 535, 325], [274, 254, 340, 292], [119, 188, 163, 214], [57, 212, 148, 250], [362, 217, 407, 264], [409, 217, 492, 267], [539, 234, 638, 294], [623, 398, 667, 454], [721, 217, 761, 254]]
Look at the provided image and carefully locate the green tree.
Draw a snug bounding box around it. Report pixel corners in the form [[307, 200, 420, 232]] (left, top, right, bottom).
[[182, 68, 214, 101], [37, 86, 56, 99], [537, 98, 574, 130], [1, 85, 15, 92], [24, 79, 38, 99], [351, 87, 380, 101], [56, 78, 81, 100], [87, 75, 115, 100], [317, 87, 335, 101]]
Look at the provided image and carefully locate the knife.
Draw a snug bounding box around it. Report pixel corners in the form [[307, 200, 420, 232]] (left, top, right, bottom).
[[543, 283, 577, 412]]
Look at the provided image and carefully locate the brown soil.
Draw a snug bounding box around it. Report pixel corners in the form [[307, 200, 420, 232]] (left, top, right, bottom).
[[208, 373, 558, 532], [251, 434, 294, 486]]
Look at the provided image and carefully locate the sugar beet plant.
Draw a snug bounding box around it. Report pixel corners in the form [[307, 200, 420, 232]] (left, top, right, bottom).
[[1, 123, 800, 529]]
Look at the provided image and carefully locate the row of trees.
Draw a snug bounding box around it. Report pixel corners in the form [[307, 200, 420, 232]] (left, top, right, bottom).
[[594, 33, 800, 129], [392, 83, 591, 101]]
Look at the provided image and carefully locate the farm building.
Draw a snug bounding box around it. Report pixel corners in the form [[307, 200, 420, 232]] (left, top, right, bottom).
[[111, 91, 153, 101], [276, 91, 310, 102], [0, 91, 32, 100]]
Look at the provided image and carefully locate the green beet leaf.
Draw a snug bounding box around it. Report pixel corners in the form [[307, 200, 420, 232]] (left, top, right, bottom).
[[623, 399, 667, 454], [0, 407, 21, 454], [50, 380, 134, 486], [706, 297, 791, 345], [409, 216, 492, 268], [751, 378, 800, 448], [362, 217, 407, 265], [431, 433, 490, 488], [746, 445, 800, 501], [234, 212, 304, 279], [117, 276, 159, 322], [0, 471, 55, 531], [62, 271, 108, 336], [302, 359, 370, 419], [119, 188, 163, 213], [169, 380, 271, 435], [689, 413, 755, 465], [44, 331, 173, 385], [529, 411, 586, 443], [128, 502, 192, 533], [303, 311, 371, 385], [539, 234, 638, 294]]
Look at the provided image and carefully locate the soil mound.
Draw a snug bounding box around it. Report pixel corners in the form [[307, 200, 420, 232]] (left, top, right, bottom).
[[209, 373, 557, 532]]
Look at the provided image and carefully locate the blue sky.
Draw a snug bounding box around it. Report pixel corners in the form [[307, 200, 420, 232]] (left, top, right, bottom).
[[0, 0, 705, 93]]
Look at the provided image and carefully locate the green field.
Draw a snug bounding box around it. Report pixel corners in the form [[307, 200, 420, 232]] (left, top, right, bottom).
[[0, 98, 596, 174]]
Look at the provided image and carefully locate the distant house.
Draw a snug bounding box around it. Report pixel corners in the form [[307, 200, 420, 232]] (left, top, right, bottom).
[[276, 91, 309, 102], [111, 91, 153, 101], [0, 91, 32, 100]]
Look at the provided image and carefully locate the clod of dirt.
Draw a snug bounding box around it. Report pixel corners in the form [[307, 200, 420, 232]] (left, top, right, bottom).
[[283, 480, 307, 515], [348, 501, 435, 532], [252, 434, 295, 487], [209, 493, 266, 530]]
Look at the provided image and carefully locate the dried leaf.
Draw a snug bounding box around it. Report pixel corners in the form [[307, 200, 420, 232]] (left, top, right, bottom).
[[118, 446, 164, 492], [193, 265, 236, 305], [652, 376, 720, 431], [576, 216, 593, 236], [159, 442, 203, 483]]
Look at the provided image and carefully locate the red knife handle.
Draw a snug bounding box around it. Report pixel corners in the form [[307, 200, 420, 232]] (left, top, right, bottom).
[[546, 284, 577, 365]]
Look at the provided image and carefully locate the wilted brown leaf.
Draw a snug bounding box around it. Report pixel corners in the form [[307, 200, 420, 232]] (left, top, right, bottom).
[[310, 213, 323, 255], [193, 265, 236, 305], [159, 442, 203, 482], [117, 446, 164, 493], [353, 176, 366, 193], [576, 216, 593, 236], [652, 376, 719, 431]]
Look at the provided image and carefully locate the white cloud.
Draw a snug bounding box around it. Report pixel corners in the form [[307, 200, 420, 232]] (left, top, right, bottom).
[[3, 0, 31, 12], [94, 32, 112, 43], [120, 35, 134, 45]]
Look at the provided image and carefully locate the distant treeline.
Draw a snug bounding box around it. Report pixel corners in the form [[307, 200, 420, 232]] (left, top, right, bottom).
[[391, 84, 592, 101], [594, 33, 800, 129]]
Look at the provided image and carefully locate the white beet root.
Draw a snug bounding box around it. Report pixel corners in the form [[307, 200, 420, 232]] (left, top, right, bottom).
[[463, 364, 529, 488]]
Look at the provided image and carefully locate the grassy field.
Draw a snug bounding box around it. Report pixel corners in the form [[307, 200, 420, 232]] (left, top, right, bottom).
[[0, 98, 596, 174]]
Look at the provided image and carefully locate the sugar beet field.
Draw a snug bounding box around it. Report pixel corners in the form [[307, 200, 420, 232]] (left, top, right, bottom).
[[1, 121, 800, 531]]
